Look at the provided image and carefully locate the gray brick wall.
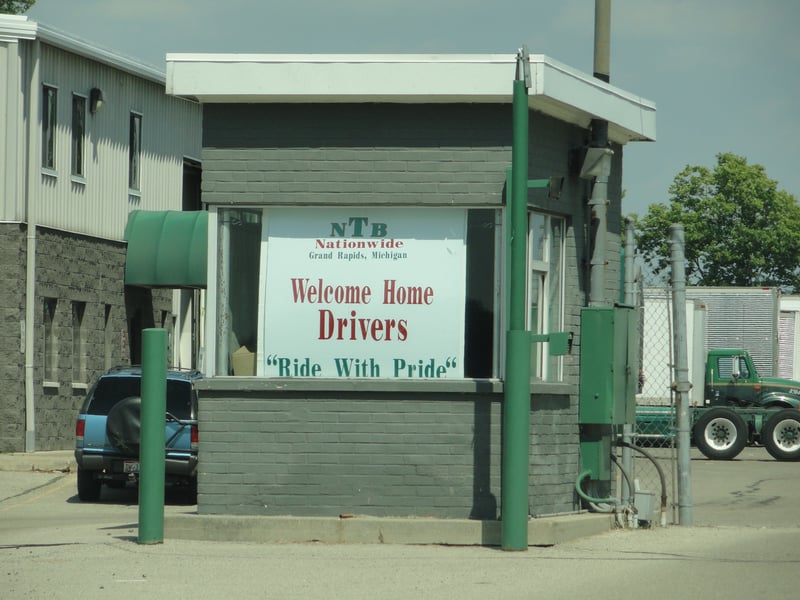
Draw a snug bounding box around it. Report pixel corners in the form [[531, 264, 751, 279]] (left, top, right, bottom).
[[0, 224, 174, 452], [197, 390, 578, 518], [196, 102, 625, 517], [0, 225, 27, 452]]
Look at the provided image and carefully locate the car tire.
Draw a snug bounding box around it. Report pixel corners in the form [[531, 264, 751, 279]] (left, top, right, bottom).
[[762, 410, 800, 461], [106, 396, 142, 456], [77, 467, 101, 502], [693, 408, 747, 460]]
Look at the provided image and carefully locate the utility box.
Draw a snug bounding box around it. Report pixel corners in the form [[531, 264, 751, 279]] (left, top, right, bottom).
[[579, 306, 638, 424]]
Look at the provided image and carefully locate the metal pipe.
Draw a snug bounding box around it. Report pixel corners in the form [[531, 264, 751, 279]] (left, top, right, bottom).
[[670, 224, 693, 526], [620, 218, 636, 503], [24, 39, 42, 452], [594, 0, 611, 83], [588, 0, 611, 307], [501, 50, 532, 552], [617, 440, 668, 525]]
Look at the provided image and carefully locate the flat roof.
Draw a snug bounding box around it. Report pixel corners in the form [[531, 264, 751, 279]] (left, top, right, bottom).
[[166, 53, 656, 144]]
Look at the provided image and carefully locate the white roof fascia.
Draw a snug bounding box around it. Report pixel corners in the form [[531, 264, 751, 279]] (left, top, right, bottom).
[[0, 15, 165, 85], [166, 53, 656, 143]]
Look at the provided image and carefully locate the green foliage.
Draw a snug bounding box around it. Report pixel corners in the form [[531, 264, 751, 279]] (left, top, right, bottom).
[[633, 153, 800, 292], [0, 0, 35, 14]]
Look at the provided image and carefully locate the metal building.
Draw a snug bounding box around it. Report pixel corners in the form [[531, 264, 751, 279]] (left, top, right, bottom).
[[0, 15, 203, 452]]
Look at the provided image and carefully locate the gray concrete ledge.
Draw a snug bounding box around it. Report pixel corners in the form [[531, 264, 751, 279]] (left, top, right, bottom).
[[0, 451, 76, 473], [165, 512, 614, 547]]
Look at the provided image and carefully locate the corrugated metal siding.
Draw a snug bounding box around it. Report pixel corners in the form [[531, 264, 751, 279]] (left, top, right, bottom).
[[779, 311, 795, 379], [27, 43, 201, 240], [0, 39, 27, 221], [685, 288, 778, 377]]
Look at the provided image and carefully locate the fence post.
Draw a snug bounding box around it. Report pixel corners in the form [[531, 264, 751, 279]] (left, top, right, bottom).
[[670, 224, 693, 526]]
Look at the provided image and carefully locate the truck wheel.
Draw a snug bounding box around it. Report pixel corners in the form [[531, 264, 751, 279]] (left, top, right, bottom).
[[762, 410, 800, 461], [693, 408, 747, 460], [77, 467, 102, 502]]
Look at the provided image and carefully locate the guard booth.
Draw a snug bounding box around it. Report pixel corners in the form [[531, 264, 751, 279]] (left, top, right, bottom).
[[165, 53, 655, 522]]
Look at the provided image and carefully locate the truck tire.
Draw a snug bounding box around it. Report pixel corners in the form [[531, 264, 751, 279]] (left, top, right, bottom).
[[762, 410, 800, 461], [693, 408, 747, 460], [77, 467, 101, 502], [106, 396, 141, 456]]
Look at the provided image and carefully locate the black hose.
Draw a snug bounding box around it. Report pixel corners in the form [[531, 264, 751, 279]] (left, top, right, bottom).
[[610, 453, 635, 502], [616, 440, 668, 515]]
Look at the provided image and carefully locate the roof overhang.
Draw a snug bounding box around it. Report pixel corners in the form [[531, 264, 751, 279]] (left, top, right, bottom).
[[124, 210, 207, 289], [166, 53, 655, 144], [0, 15, 165, 84]]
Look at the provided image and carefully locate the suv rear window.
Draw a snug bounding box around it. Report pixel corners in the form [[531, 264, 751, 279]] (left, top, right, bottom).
[[85, 377, 193, 419]]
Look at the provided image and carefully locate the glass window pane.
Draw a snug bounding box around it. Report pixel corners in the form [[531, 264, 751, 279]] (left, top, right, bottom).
[[217, 208, 263, 375], [42, 86, 57, 169], [530, 213, 546, 262], [71, 95, 85, 176], [129, 113, 142, 190]]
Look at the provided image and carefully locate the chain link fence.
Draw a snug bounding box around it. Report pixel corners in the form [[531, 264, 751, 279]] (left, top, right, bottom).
[[617, 264, 679, 525]]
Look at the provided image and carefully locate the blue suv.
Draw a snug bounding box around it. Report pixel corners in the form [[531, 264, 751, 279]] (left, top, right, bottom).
[[74, 366, 203, 501]]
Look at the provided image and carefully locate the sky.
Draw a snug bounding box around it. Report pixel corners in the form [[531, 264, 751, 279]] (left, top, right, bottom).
[[24, 0, 800, 217]]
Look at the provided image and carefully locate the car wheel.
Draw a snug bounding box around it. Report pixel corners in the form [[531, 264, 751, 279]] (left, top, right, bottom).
[[762, 410, 800, 461], [693, 408, 747, 460], [77, 467, 102, 502], [106, 396, 141, 455]]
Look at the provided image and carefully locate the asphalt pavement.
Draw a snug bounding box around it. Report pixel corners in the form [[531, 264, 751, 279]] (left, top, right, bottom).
[[1, 447, 798, 599]]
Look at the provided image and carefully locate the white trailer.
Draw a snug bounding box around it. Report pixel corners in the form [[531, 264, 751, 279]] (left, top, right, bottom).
[[638, 287, 780, 406]]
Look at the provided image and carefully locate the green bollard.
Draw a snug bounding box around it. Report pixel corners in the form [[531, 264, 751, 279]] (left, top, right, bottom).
[[138, 328, 167, 545]]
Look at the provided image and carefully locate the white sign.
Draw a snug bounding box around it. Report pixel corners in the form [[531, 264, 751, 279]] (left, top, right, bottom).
[[259, 207, 467, 378]]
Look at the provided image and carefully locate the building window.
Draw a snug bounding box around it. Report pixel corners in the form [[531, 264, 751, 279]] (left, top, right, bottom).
[[42, 85, 58, 170], [43, 298, 58, 382], [71, 94, 86, 178], [129, 112, 142, 191], [72, 302, 86, 383], [529, 213, 566, 381], [214, 206, 499, 379]]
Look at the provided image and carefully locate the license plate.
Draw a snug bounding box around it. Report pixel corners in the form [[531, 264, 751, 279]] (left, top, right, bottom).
[[124, 461, 140, 474]]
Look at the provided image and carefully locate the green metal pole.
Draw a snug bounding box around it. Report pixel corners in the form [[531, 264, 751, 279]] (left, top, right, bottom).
[[138, 328, 167, 545], [501, 74, 531, 551]]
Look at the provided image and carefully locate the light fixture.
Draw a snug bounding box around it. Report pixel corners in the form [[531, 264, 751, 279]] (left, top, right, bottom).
[[89, 87, 104, 114]]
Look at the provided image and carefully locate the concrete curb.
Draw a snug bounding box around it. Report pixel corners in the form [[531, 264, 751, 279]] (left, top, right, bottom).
[[165, 512, 614, 547], [0, 451, 76, 473]]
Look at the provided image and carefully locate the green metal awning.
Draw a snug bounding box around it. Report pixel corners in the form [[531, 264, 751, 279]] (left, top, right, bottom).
[[124, 210, 208, 288]]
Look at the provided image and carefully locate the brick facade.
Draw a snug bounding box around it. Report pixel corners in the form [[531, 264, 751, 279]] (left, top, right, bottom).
[[0, 224, 174, 452]]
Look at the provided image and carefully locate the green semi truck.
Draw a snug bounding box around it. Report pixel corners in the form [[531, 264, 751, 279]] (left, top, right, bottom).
[[636, 348, 800, 460]]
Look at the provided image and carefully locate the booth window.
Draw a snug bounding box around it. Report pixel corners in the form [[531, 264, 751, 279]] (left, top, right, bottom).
[[216, 209, 262, 376], [214, 207, 499, 378], [529, 213, 565, 381]]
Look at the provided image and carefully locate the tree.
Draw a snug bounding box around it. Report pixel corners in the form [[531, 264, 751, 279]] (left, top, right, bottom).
[[0, 1, 35, 14], [633, 152, 800, 292]]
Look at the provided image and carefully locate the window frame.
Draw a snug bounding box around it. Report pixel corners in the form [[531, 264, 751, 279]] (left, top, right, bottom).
[[527, 212, 566, 381]]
